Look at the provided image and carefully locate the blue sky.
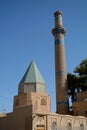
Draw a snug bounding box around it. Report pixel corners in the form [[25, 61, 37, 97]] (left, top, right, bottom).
[[0, 0, 87, 113]]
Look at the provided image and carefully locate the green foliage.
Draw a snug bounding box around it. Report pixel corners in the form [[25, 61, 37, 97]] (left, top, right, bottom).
[[67, 58, 87, 101], [74, 58, 87, 76], [67, 73, 78, 100]]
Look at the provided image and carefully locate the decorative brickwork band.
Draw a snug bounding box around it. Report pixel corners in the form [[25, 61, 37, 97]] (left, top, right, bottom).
[[57, 101, 68, 105], [55, 17, 62, 21], [56, 71, 67, 75], [55, 39, 64, 44]]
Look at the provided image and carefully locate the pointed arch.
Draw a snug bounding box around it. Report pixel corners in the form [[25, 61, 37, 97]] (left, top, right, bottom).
[[41, 98, 47, 105], [51, 121, 57, 130], [80, 124, 84, 130], [67, 123, 72, 130]]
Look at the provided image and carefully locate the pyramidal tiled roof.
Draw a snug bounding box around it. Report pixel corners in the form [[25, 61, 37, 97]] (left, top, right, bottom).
[[19, 60, 45, 84]]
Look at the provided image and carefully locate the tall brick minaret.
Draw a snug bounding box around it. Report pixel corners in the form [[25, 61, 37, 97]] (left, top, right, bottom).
[[52, 11, 69, 114]]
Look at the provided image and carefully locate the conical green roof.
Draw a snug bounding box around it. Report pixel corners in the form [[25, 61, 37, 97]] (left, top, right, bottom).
[[19, 60, 45, 84]]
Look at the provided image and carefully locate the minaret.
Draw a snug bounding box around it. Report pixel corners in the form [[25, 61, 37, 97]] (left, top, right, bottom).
[[52, 11, 69, 114]]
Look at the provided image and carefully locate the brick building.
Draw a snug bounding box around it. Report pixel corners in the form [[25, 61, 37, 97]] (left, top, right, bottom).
[[0, 11, 87, 130]]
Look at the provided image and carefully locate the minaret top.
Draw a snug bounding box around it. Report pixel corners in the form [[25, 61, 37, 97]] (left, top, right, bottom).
[[54, 11, 63, 17], [52, 10, 66, 36]]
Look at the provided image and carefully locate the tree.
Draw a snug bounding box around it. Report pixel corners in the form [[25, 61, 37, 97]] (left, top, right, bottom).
[[74, 58, 87, 76], [67, 73, 78, 101], [67, 58, 87, 101], [74, 58, 87, 91]]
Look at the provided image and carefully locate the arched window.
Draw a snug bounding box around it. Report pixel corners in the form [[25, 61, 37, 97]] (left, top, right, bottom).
[[41, 98, 47, 105], [67, 123, 72, 130], [80, 124, 84, 130], [51, 121, 57, 130]]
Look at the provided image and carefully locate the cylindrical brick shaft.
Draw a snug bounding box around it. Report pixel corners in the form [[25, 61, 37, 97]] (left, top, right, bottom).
[[52, 11, 69, 114]]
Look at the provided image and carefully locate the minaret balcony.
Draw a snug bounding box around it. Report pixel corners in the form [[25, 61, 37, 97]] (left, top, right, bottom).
[[52, 27, 66, 36]]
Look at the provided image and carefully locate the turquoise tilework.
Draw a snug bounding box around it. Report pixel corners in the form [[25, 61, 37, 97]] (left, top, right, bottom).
[[55, 39, 64, 44], [56, 71, 67, 75], [55, 17, 62, 21]]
